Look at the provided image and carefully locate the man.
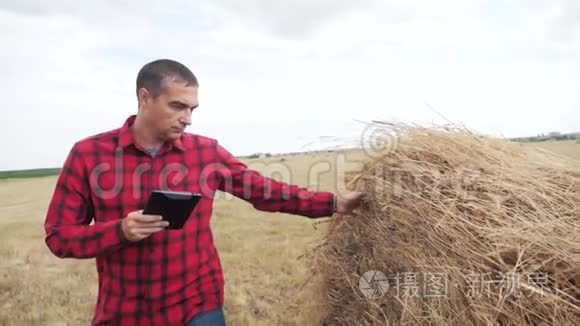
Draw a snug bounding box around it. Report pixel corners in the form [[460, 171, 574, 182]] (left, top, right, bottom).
[[44, 59, 363, 326]]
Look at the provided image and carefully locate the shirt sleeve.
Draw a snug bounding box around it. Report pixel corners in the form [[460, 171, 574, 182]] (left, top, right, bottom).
[[215, 142, 335, 218], [44, 144, 129, 259]]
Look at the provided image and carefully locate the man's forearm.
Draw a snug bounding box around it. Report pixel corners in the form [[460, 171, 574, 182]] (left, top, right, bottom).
[[227, 169, 335, 217], [45, 219, 129, 259]]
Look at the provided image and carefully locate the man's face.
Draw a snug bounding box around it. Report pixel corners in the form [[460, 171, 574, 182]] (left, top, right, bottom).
[[138, 78, 199, 142]]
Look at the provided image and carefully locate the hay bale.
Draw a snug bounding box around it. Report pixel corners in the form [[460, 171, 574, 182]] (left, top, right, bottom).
[[305, 124, 580, 325]]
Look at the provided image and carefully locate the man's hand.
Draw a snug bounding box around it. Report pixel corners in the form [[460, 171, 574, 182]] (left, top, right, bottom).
[[121, 210, 169, 242], [335, 191, 364, 215]]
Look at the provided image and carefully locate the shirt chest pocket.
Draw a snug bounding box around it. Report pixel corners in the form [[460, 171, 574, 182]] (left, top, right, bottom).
[[88, 163, 143, 221], [153, 163, 220, 197]]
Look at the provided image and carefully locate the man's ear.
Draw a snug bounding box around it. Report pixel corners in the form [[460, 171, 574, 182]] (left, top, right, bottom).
[[137, 88, 151, 107]]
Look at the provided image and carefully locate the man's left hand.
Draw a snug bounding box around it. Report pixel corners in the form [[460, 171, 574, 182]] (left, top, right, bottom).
[[335, 191, 364, 215]]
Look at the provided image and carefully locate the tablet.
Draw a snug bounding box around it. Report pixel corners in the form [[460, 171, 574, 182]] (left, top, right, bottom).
[[142, 190, 202, 230]]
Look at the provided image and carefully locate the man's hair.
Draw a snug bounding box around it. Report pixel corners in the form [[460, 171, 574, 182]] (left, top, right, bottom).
[[136, 59, 198, 97]]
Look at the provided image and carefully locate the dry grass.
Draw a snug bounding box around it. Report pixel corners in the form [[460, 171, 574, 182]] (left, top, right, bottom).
[[306, 127, 580, 325], [0, 140, 578, 325]]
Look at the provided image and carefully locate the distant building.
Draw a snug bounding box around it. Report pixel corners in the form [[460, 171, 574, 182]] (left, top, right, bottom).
[[548, 131, 561, 137]]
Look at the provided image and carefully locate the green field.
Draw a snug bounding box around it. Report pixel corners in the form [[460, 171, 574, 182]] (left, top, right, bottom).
[[1, 139, 578, 180], [0, 168, 61, 180]]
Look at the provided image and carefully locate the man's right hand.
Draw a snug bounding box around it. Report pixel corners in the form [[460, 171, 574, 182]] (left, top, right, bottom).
[[121, 210, 169, 242]]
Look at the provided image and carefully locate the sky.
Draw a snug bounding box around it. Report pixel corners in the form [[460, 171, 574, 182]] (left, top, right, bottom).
[[0, 0, 578, 170]]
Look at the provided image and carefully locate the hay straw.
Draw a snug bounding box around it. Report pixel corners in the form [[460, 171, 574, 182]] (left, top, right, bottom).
[[304, 123, 580, 325]]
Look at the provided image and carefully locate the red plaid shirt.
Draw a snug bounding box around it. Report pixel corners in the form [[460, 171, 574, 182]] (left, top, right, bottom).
[[44, 115, 335, 325]]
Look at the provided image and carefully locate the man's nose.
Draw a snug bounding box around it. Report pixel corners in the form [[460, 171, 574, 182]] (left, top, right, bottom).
[[180, 111, 192, 126]]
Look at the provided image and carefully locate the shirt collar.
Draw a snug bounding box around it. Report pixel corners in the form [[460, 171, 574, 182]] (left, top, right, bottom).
[[117, 115, 186, 152]]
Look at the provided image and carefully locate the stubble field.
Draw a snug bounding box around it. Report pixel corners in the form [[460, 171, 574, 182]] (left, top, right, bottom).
[[0, 140, 578, 325]]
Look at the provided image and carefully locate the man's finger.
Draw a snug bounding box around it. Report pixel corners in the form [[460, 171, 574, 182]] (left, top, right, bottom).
[[132, 214, 163, 223], [136, 227, 166, 237], [134, 222, 169, 230]]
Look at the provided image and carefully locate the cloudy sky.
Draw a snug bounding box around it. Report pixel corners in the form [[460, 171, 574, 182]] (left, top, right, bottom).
[[0, 0, 578, 170]]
